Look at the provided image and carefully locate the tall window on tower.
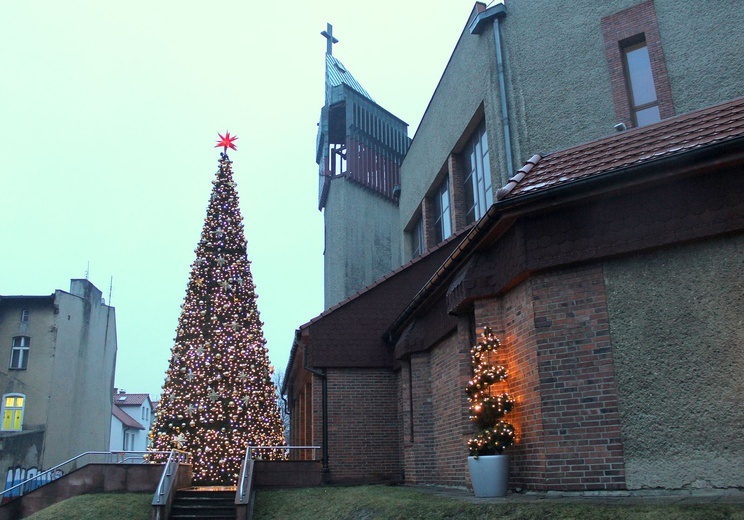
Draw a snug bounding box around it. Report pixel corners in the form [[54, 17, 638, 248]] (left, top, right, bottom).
[[433, 177, 452, 243], [463, 122, 493, 224], [622, 36, 660, 127]]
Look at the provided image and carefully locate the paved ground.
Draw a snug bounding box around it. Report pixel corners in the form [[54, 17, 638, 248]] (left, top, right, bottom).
[[412, 485, 744, 506]]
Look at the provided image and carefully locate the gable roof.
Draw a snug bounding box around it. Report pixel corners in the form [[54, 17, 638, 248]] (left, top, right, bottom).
[[325, 54, 374, 102], [112, 405, 145, 430], [113, 393, 151, 406], [288, 232, 464, 373]]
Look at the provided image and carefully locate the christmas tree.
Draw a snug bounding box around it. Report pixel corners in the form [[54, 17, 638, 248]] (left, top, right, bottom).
[[466, 327, 516, 457], [149, 132, 285, 485]]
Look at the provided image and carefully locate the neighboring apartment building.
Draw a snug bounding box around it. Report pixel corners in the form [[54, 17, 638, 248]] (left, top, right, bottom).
[[287, 1, 744, 491], [0, 279, 117, 489], [110, 390, 153, 453]]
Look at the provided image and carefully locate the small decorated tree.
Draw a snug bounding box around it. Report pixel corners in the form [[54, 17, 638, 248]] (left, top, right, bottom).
[[466, 326, 516, 457]]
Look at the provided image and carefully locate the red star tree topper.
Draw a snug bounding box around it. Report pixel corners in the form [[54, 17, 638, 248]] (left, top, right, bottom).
[[215, 131, 238, 152]]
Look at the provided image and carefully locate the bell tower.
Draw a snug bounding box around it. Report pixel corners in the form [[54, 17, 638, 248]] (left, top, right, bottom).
[[316, 24, 409, 308]]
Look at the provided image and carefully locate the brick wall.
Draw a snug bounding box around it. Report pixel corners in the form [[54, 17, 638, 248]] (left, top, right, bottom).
[[401, 352, 434, 483], [325, 368, 401, 483], [474, 264, 626, 490]]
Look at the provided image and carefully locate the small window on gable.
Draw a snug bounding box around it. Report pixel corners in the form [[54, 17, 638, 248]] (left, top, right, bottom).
[[20, 310, 30, 322], [10, 336, 30, 370], [2, 394, 25, 431]]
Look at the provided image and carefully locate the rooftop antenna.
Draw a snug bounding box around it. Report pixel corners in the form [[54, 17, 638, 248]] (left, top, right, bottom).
[[85, 261, 90, 280]]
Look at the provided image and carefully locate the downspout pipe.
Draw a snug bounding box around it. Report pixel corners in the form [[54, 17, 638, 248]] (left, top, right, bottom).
[[470, 3, 513, 176], [297, 332, 329, 475]]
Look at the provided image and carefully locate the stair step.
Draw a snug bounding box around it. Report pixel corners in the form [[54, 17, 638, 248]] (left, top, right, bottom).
[[170, 488, 236, 519]]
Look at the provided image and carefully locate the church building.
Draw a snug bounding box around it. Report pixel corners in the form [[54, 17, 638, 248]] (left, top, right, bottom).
[[285, 1, 744, 491]]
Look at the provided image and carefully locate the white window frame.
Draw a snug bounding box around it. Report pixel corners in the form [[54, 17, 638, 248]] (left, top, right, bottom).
[[20, 310, 30, 322], [433, 177, 452, 244], [10, 336, 30, 370], [463, 122, 493, 224]]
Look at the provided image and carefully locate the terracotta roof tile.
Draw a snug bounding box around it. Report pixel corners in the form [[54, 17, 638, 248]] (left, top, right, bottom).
[[113, 393, 150, 406], [503, 97, 744, 199], [112, 405, 145, 430]]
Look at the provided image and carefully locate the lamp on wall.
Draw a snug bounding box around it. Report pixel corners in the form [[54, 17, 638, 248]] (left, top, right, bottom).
[[614, 122, 627, 132]]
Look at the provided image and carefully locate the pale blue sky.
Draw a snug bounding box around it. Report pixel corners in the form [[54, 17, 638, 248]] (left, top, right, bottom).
[[0, 1, 478, 398]]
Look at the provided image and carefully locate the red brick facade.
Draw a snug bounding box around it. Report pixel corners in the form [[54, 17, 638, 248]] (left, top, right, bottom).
[[323, 369, 401, 483], [395, 264, 625, 490], [477, 266, 625, 490]]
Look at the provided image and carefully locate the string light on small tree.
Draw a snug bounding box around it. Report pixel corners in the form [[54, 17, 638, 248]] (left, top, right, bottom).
[[149, 132, 285, 485], [466, 327, 516, 457]]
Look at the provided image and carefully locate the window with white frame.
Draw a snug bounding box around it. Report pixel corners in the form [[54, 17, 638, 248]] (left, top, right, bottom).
[[21, 310, 30, 322], [2, 394, 25, 431], [463, 122, 493, 224], [433, 177, 452, 244], [10, 336, 30, 370]]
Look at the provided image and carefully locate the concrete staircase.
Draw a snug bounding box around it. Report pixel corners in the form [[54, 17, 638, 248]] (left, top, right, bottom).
[[170, 488, 235, 519]]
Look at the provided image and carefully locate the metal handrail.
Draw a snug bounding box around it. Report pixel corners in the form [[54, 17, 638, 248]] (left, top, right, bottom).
[[2, 450, 172, 500], [152, 449, 192, 506], [237, 445, 320, 503]]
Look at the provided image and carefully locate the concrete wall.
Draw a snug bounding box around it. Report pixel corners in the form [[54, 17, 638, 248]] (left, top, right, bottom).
[[0, 462, 166, 520], [604, 234, 744, 489], [44, 280, 117, 470], [323, 180, 399, 308]]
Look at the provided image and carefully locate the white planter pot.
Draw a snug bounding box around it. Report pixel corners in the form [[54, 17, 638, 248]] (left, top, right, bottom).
[[468, 454, 509, 497]]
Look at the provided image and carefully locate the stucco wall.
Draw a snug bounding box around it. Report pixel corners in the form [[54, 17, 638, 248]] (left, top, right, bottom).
[[397, 0, 744, 266], [604, 233, 744, 489], [323, 179, 399, 308], [44, 282, 117, 469]]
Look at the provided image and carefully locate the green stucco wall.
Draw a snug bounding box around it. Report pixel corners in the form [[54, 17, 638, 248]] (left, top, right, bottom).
[[604, 233, 744, 489], [323, 179, 399, 308], [398, 0, 744, 265]]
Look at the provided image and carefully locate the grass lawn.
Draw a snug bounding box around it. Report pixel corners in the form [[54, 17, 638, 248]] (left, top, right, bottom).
[[254, 486, 744, 520], [25, 492, 152, 520], [23, 486, 744, 520]]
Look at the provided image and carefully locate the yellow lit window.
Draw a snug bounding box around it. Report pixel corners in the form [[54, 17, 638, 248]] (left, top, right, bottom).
[[2, 394, 25, 431]]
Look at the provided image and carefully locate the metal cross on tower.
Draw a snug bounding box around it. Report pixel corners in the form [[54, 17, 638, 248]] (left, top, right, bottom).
[[321, 23, 339, 55]]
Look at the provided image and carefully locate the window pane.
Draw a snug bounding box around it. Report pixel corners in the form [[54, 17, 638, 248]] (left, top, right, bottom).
[[635, 105, 661, 127], [463, 122, 492, 223], [625, 45, 657, 107]]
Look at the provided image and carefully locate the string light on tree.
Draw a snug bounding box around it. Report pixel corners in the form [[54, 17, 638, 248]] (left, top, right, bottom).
[[466, 327, 516, 457], [149, 132, 285, 485]]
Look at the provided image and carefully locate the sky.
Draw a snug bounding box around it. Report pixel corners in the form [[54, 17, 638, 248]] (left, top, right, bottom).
[[0, 1, 480, 399]]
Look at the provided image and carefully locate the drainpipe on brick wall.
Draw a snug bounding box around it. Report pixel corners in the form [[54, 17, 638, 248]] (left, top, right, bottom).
[[470, 3, 513, 176], [300, 340, 329, 476]]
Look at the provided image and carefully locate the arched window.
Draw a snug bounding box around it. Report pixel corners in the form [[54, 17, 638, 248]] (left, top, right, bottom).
[[10, 336, 30, 370], [2, 394, 25, 431]]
